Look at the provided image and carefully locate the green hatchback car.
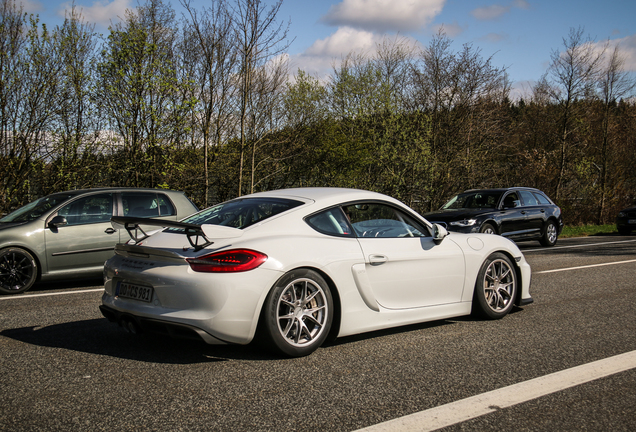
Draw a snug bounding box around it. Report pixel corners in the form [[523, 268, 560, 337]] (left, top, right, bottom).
[[0, 188, 198, 294]]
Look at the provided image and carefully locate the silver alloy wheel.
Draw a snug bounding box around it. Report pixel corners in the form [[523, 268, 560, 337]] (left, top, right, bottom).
[[276, 278, 329, 347], [483, 226, 495, 234], [546, 223, 557, 244], [481, 258, 515, 312]]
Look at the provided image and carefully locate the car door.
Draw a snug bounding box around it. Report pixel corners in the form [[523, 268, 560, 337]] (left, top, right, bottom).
[[345, 202, 465, 310], [498, 191, 528, 237], [518, 190, 544, 236], [44, 193, 118, 273]]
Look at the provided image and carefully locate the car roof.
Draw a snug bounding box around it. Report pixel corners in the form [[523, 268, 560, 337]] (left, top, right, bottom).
[[47, 187, 185, 197], [463, 187, 545, 194], [240, 187, 409, 211]]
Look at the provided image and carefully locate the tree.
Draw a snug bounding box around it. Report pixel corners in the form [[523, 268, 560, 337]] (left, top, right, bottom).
[[595, 44, 636, 223], [543, 27, 606, 201], [180, 0, 236, 205], [233, 0, 290, 196], [96, 0, 192, 187]]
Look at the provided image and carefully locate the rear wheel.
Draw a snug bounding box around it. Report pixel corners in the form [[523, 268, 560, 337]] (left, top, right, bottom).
[[539, 221, 558, 246], [260, 269, 333, 357], [472, 253, 517, 319], [0, 247, 38, 294]]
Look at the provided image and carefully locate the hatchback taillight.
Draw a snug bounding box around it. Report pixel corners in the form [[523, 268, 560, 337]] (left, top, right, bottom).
[[186, 249, 268, 273]]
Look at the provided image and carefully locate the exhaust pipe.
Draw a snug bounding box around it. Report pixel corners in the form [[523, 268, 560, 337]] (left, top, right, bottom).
[[119, 316, 142, 335]]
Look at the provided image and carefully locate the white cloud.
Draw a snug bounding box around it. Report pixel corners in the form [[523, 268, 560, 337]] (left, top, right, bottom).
[[58, 0, 134, 28], [305, 27, 384, 58], [321, 0, 446, 33], [292, 28, 420, 79], [471, 1, 529, 21], [608, 34, 636, 72], [20, 0, 44, 14], [432, 22, 466, 38]]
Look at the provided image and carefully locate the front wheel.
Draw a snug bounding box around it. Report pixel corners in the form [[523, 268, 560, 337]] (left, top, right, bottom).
[[617, 226, 631, 236], [539, 221, 558, 246], [479, 223, 496, 234], [0, 247, 38, 294], [472, 253, 517, 320], [259, 269, 333, 357]]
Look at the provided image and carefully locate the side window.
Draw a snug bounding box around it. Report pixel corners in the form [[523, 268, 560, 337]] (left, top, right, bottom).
[[502, 192, 520, 208], [57, 194, 113, 226], [306, 208, 354, 237], [533, 192, 551, 205], [519, 190, 538, 206], [156, 193, 176, 216], [342, 203, 429, 238], [122, 192, 175, 217]]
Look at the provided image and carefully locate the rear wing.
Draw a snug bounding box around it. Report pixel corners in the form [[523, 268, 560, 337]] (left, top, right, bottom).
[[111, 216, 213, 251]]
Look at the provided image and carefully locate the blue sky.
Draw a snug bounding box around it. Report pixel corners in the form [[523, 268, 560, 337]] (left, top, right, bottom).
[[22, 0, 636, 98]]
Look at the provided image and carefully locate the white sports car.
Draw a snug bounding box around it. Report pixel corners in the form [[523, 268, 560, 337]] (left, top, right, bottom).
[[100, 188, 532, 357]]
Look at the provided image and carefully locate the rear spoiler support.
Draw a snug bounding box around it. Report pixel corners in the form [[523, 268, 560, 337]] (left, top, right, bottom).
[[111, 216, 213, 251]]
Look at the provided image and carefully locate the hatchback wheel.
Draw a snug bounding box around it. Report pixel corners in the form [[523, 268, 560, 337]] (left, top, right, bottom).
[[472, 253, 517, 319], [260, 269, 333, 357], [0, 247, 38, 294]]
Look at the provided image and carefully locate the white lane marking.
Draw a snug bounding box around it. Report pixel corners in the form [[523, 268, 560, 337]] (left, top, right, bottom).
[[355, 350, 636, 432], [0, 288, 104, 300], [523, 238, 636, 253], [534, 259, 636, 274]]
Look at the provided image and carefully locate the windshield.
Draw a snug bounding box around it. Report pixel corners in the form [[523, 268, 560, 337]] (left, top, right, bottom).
[[0, 194, 76, 223], [177, 197, 304, 230], [441, 191, 502, 210]]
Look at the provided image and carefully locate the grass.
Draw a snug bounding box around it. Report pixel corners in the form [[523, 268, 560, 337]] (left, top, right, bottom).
[[560, 224, 617, 238]]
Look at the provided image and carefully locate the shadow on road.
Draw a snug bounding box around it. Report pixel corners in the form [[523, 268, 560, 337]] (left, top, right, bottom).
[[0, 318, 276, 363], [0, 313, 489, 363]]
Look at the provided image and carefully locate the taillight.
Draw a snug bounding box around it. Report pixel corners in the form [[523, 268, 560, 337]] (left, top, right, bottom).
[[186, 249, 268, 273]]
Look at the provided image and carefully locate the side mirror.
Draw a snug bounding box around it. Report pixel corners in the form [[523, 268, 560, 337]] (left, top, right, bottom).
[[48, 215, 68, 230], [432, 223, 448, 244]]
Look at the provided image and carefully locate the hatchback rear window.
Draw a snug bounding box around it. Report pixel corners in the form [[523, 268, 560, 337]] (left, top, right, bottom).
[[177, 198, 303, 230]]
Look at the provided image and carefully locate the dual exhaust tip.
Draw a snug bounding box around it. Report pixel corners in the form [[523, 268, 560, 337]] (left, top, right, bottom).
[[99, 306, 142, 335]]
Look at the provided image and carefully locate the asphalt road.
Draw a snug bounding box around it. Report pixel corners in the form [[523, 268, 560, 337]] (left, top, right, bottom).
[[1, 235, 635, 431]]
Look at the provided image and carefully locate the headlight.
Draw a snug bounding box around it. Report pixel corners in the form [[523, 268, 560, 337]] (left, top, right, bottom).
[[618, 212, 626, 217], [450, 219, 477, 227]]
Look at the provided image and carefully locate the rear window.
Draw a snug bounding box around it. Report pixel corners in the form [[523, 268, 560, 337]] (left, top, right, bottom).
[[122, 192, 176, 217], [178, 197, 303, 230], [533, 192, 552, 205]]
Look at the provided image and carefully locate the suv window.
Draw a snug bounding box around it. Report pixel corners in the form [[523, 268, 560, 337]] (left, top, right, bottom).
[[502, 192, 520, 208], [519, 190, 538, 206], [533, 192, 552, 205], [342, 203, 429, 238], [57, 194, 114, 226], [122, 192, 176, 217]]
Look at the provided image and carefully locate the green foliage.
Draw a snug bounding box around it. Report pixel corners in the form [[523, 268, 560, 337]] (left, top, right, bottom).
[[1, 2, 635, 226]]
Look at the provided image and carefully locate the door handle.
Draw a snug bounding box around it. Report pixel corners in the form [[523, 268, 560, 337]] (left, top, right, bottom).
[[520, 211, 526, 215], [369, 254, 388, 265], [105, 228, 117, 234]]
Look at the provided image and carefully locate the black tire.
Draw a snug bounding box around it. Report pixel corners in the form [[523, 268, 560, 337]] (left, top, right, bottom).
[[0, 247, 38, 294], [617, 226, 631, 236], [259, 269, 333, 357], [472, 252, 517, 320], [479, 223, 496, 234], [539, 220, 558, 246]]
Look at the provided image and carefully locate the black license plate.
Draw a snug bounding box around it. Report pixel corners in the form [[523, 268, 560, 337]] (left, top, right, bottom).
[[116, 281, 154, 303]]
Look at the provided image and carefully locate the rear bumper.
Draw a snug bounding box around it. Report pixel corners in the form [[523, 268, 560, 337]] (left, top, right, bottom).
[[99, 304, 229, 345]]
